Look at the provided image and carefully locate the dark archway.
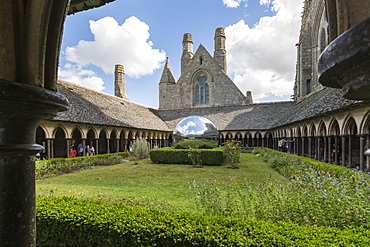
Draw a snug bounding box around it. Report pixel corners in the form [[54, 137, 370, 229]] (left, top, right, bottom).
[[54, 127, 67, 158]]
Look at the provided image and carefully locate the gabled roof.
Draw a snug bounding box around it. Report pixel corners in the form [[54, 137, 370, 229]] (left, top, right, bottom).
[[68, 0, 115, 15], [54, 80, 170, 131]]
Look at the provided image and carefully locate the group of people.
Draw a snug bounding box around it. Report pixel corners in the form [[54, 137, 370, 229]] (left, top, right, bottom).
[[70, 141, 95, 158], [278, 138, 295, 153]]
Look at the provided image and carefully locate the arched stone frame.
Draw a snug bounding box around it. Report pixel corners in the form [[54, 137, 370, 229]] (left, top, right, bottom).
[[244, 132, 252, 147], [127, 130, 135, 151], [119, 129, 127, 152], [235, 132, 243, 144], [328, 118, 341, 164], [98, 129, 108, 154], [191, 69, 213, 106], [53, 125, 68, 158], [317, 121, 327, 161], [342, 115, 359, 168], [359, 109, 370, 170], [264, 132, 274, 149], [254, 132, 262, 147], [308, 122, 317, 159], [225, 132, 233, 141], [36, 125, 48, 159], [110, 129, 118, 153], [301, 124, 309, 157], [218, 133, 225, 146], [296, 125, 302, 156]]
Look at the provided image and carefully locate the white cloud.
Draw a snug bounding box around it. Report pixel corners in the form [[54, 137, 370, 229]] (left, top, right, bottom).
[[64, 16, 166, 78], [223, 0, 247, 8], [225, 0, 304, 101], [58, 63, 105, 92]]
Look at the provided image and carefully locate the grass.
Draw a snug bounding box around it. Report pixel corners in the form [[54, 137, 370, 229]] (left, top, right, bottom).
[[36, 153, 286, 212]]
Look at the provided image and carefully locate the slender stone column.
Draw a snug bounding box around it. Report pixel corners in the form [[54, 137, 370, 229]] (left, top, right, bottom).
[[348, 136, 352, 168], [341, 135, 347, 167], [107, 138, 110, 154], [359, 134, 365, 171], [302, 137, 305, 157], [323, 136, 328, 162], [308, 137, 312, 159], [317, 137, 321, 161], [0, 80, 67, 246], [66, 139, 72, 158], [116, 138, 120, 152], [328, 136, 332, 164], [82, 139, 87, 156]]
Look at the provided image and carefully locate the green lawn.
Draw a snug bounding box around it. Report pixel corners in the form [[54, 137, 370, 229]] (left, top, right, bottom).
[[36, 153, 286, 212]]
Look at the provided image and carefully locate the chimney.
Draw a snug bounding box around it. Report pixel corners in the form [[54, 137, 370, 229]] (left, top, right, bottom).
[[246, 91, 253, 104], [214, 27, 226, 72], [114, 64, 128, 100], [181, 33, 193, 73]]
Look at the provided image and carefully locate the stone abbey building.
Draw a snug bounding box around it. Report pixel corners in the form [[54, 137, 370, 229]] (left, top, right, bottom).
[[36, 0, 370, 173]]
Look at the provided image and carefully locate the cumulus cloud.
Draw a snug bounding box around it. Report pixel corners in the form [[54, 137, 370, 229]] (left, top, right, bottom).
[[225, 0, 303, 101], [223, 0, 249, 8], [59, 63, 105, 92], [63, 16, 166, 81]]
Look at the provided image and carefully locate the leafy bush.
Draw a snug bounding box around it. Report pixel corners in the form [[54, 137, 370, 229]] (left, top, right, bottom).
[[132, 139, 150, 159], [222, 140, 241, 168], [173, 139, 218, 149], [36, 152, 129, 179], [188, 146, 203, 167], [190, 148, 370, 230], [150, 147, 224, 166], [36, 196, 370, 246]]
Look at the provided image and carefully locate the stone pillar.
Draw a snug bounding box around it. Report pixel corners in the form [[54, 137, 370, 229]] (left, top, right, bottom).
[[0, 80, 67, 246], [308, 137, 312, 159], [341, 135, 347, 167], [359, 134, 365, 171], [107, 139, 110, 154], [66, 139, 72, 158], [323, 136, 328, 162], [82, 139, 87, 156], [116, 138, 120, 153], [302, 137, 305, 157], [334, 136, 339, 165], [46, 139, 53, 159], [317, 137, 321, 161], [348, 136, 352, 168], [328, 136, 332, 164]]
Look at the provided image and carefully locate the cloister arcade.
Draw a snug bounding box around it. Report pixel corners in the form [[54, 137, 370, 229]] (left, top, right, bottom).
[[36, 120, 171, 159], [218, 106, 370, 171]]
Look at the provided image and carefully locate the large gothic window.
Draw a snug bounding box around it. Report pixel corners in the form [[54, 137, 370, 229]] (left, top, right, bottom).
[[195, 76, 209, 105]]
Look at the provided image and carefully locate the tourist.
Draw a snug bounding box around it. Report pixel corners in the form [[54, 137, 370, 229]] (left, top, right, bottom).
[[70, 140, 76, 158], [86, 145, 95, 156], [77, 141, 84, 156]]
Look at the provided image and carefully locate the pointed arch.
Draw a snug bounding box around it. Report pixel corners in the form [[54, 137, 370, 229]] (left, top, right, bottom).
[[360, 109, 370, 134], [328, 118, 340, 135]]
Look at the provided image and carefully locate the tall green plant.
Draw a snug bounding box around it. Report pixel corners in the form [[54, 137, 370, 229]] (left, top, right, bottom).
[[188, 145, 203, 167], [132, 139, 150, 159], [222, 140, 241, 168]]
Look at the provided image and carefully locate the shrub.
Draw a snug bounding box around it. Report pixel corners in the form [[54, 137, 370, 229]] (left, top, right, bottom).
[[36, 196, 370, 246], [35, 152, 129, 179], [132, 139, 150, 159], [150, 147, 224, 166], [222, 140, 241, 168], [173, 139, 218, 149], [188, 146, 203, 167]]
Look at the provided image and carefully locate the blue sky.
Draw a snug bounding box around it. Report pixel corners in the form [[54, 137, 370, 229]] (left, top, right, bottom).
[[59, 0, 304, 108]]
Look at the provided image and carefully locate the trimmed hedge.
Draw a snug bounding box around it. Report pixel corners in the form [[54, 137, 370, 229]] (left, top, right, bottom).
[[150, 147, 224, 166], [254, 147, 355, 178], [36, 196, 370, 246], [36, 152, 129, 179], [173, 139, 218, 149]]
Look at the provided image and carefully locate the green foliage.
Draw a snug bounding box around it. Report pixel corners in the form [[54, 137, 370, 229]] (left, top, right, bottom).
[[132, 139, 150, 159], [222, 140, 241, 168], [188, 146, 203, 167], [150, 147, 224, 166], [36, 196, 370, 246], [191, 148, 370, 230], [173, 139, 218, 149], [35, 152, 129, 179]]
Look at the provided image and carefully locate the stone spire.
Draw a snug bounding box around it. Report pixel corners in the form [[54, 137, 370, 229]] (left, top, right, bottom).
[[114, 64, 128, 100], [160, 57, 176, 84], [214, 27, 226, 72], [181, 33, 193, 73]]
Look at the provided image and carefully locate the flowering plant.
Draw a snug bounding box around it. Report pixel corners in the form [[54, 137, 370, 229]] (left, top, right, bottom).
[[222, 140, 241, 168]]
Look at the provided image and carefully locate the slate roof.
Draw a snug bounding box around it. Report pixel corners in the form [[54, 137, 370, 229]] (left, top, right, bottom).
[[152, 102, 296, 131], [54, 80, 170, 131], [54, 80, 368, 133]]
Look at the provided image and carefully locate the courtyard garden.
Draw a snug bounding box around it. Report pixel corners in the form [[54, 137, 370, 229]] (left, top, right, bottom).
[[35, 140, 370, 246]]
